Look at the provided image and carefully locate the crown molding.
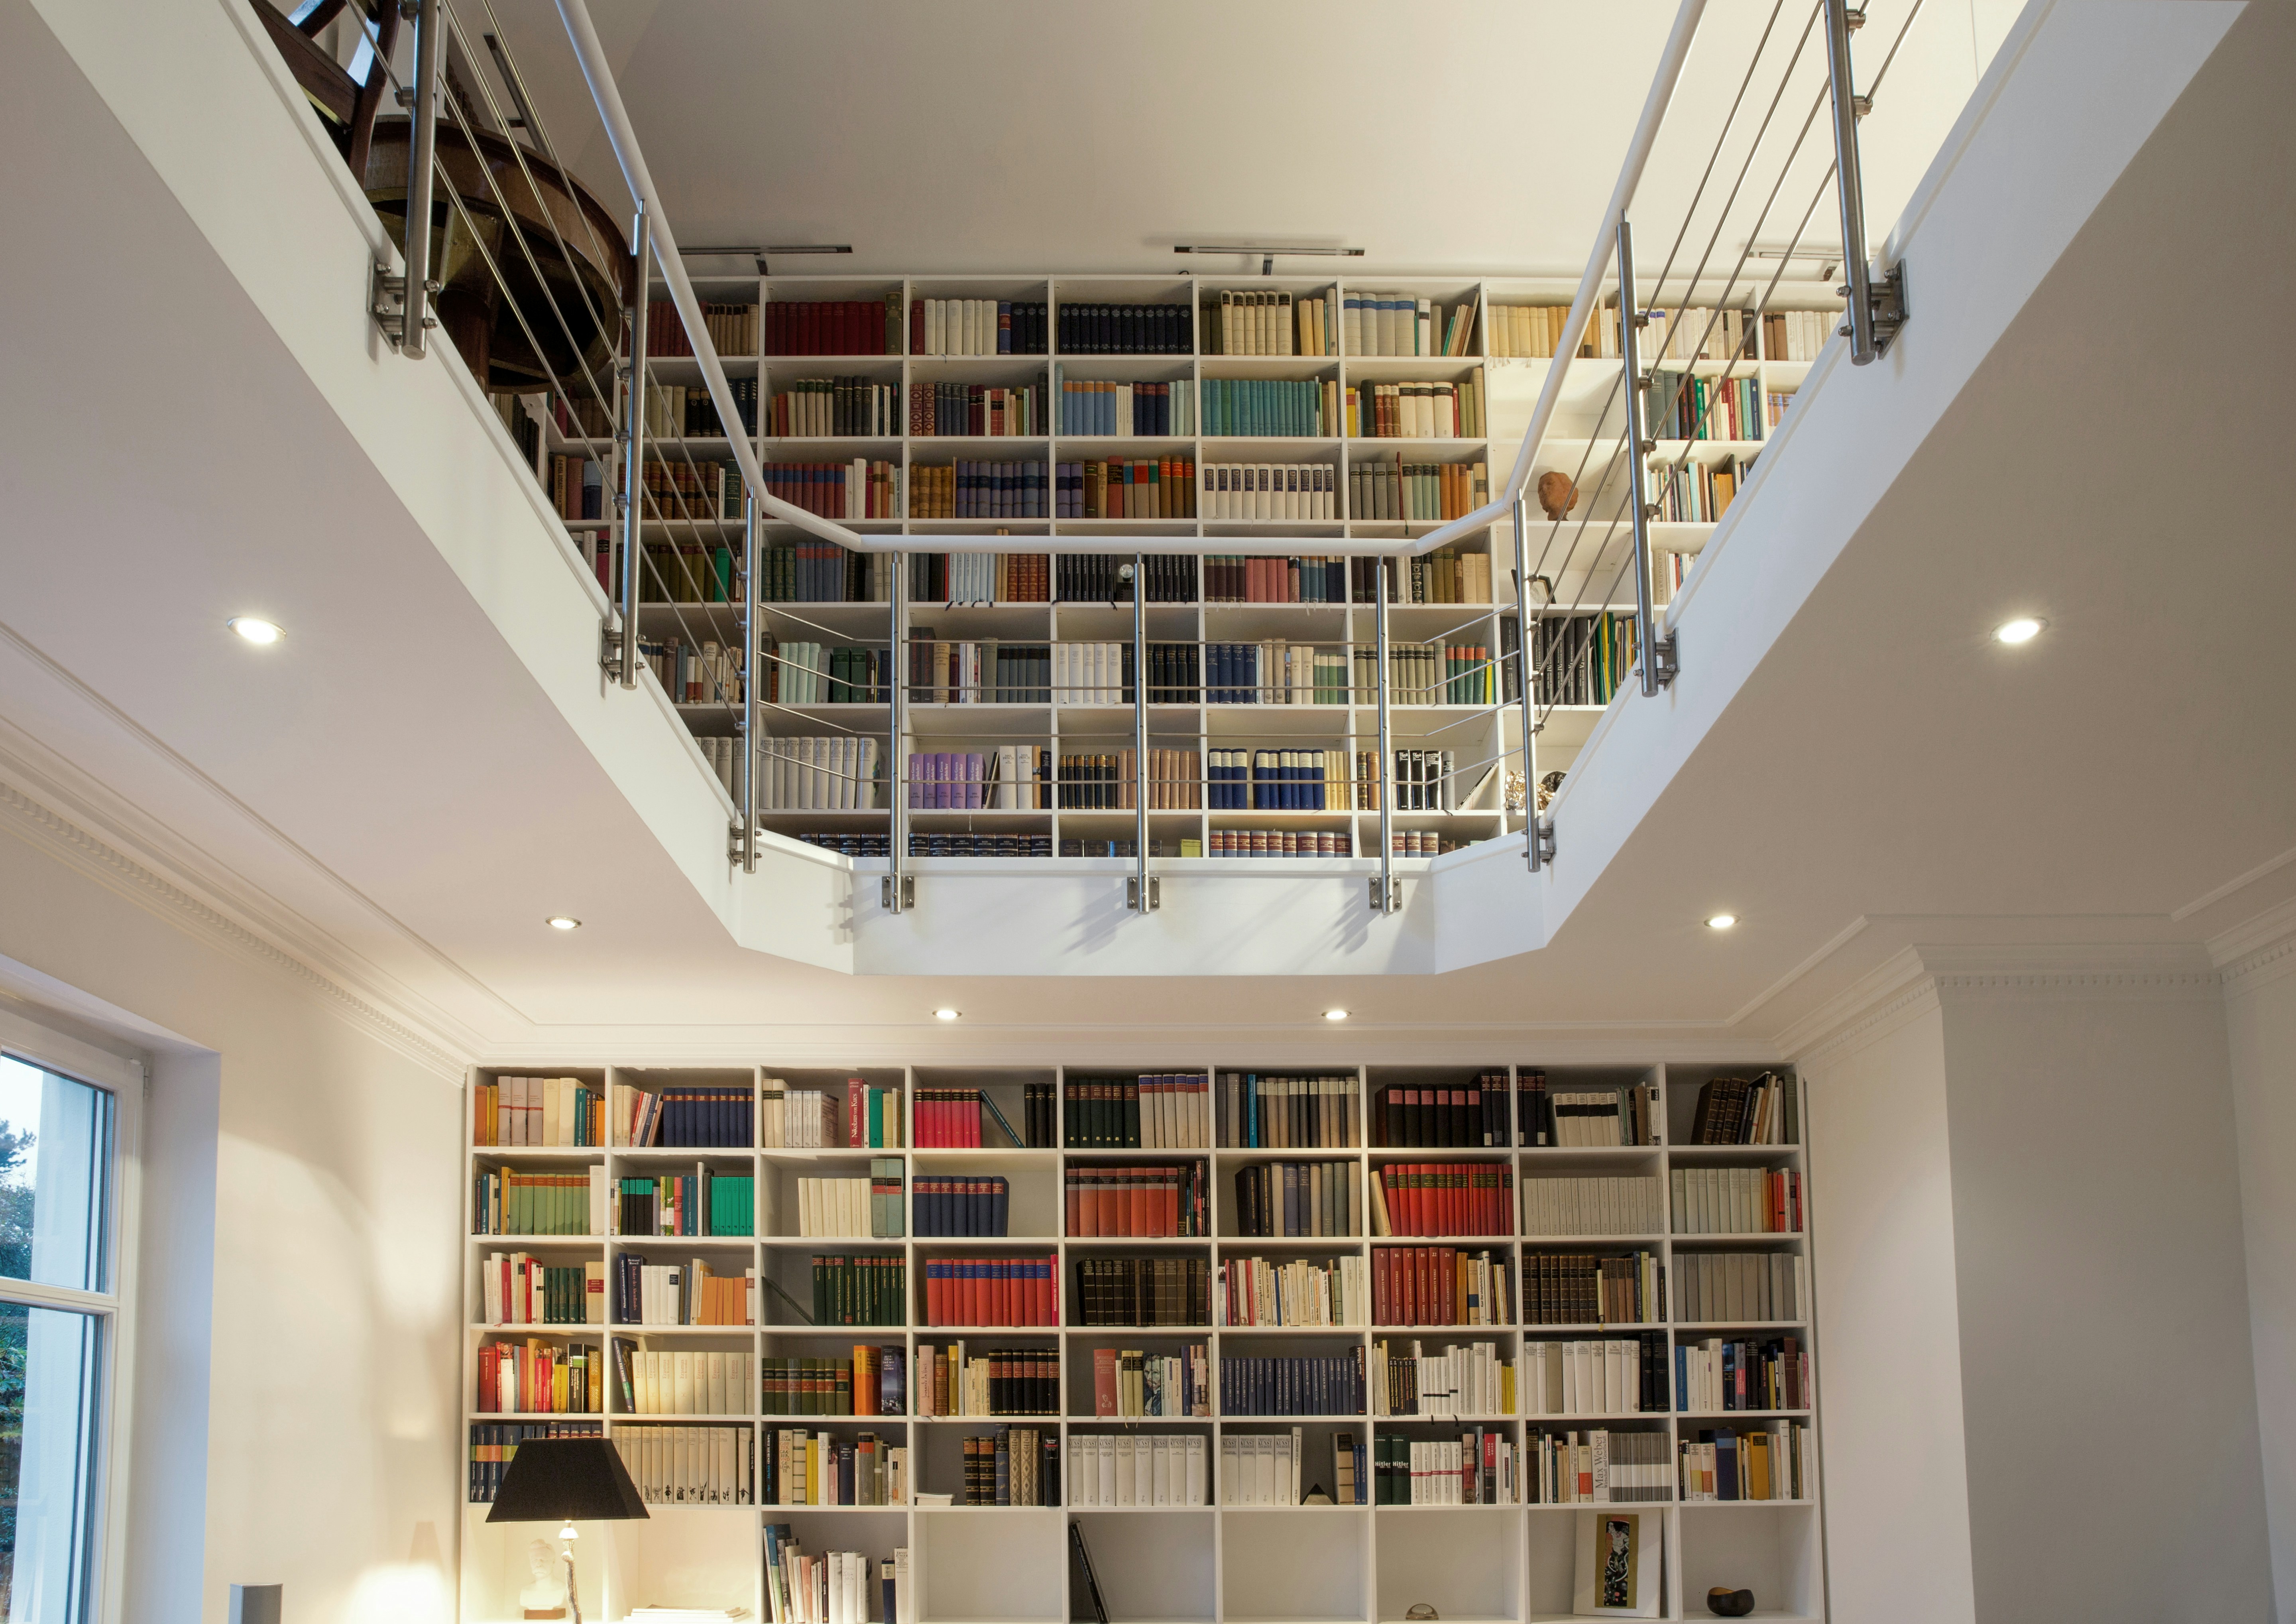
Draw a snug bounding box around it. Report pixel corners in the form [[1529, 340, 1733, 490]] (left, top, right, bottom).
[[0, 775, 467, 1082], [1777, 946, 1934, 1069], [2217, 897, 2296, 998], [1918, 942, 2219, 1002]]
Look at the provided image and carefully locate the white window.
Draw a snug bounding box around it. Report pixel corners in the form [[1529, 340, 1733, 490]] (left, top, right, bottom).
[[0, 1010, 140, 1624]]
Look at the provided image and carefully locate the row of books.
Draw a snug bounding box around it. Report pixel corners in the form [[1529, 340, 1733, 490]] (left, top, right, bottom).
[[1378, 545, 1498, 606], [475, 1075, 600, 1147], [849, 1082, 908, 1150], [1531, 1428, 1669, 1503], [1676, 1252, 1806, 1325], [760, 1348, 906, 1417], [615, 1344, 750, 1416], [1205, 642, 1342, 706], [769, 377, 900, 437], [905, 638, 1051, 705], [1641, 305, 1766, 364], [794, 1164, 907, 1238], [1199, 375, 1337, 437], [1066, 1075, 1212, 1149], [916, 1344, 1060, 1416], [1349, 378, 1486, 440], [763, 640, 885, 705], [1202, 553, 1350, 602], [1527, 610, 1639, 709], [619, 1083, 759, 1148], [1680, 1421, 1812, 1500], [914, 1175, 1013, 1238], [614, 1256, 755, 1327], [912, 1083, 1034, 1149], [638, 454, 744, 520], [1069, 1432, 1207, 1505], [645, 299, 761, 360], [1092, 1344, 1211, 1417], [812, 1255, 907, 1327], [1372, 1337, 1512, 1418], [1764, 307, 1835, 361], [761, 540, 896, 604], [1524, 1175, 1666, 1238], [760, 459, 900, 519], [1355, 457, 1489, 522], [1219, 1428, 1317, 1504], [919, 1256, 1058, 1326], [1649, 453, 1749, 523], [617, 1170, 755, 1239], [1201, 461, 1337, 520], [468, 1421, 600, 1501], [1375, 1075, 1512, 1149], [472, 1166, 605, 1236], [906, 459, 1045, 519], [1690, 1073, 1798, 1144], [910, 381, 1043, 437], [959, 1427, 1058, 1506], [1201, 289, 1333, 356], [475, 1338, 598, 1414], [770, 297, 903, 357], [545, 452, 607, 519], [1672, 1167, 1803, 1235], [1065, 1165, 1207, 1237], [758, 737, 879, 811], [765, 1429, 907, 1508], [1219, 1254, 1367, 1328], [636, 544, 737, 606], [1054, 455, 1198, 518], [1520, 1252, 1664, 1327], [1073, 1255, 1208, 1328], [911, 297, 1046, 355], [1062, 552, 1196, 601], [764, 1528, 904, 1624], [1488, 303, 1590, 360], [1368, 1162, 1516, 1237], [1644, 367, 1768, 442], [1523, 1333, 1673, 1416], [1677, 1335, 1810, 1413], [1374, 1429, 1520, 1504], [1057, 302, 1189, 354], [908, 550, 1050, 603], [1214, 1071, 1362, 1150], [1347, 293, 1481, 358], [1208, 830, 1350, 858], [1232, 1160, 1363, 1238], [1374, 1246, 1515, 1328], [643, 378, 757, 438], [479, 1252, 602, 1325], [1221, 1352, 1365, 1416], [759, 1081, 844, 1149], [1056, 375, 1193, 437], [1206, 748, 1354, 809]]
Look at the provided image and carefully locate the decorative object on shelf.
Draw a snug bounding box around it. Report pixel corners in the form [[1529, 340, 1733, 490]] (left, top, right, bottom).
[[488, 1437, 649, 1624], [1706, 1589, 1757, 1618], [521, 1539, 568, 1620], [1406, 1605, 1440, 1621], [1504, 769, 1526, 814], [1303, 1483, 1333, 1505], [1537, 770, 1567, 811], [1537, 471, 1580, 521], [1572, 1508, 1661, 1617]]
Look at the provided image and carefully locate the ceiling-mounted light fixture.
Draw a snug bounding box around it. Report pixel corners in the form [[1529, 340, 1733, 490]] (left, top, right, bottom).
[[1994, 616, 2045, 645], [1322, 1008, 1350, 1022], [227, 616, 283, 645], [546, 916, 582, 931], [1706, 914, 1738, 930], [684, 244, 854, 276], [1175, 244, 1367, 277], [933, 1008, 960, 1022]]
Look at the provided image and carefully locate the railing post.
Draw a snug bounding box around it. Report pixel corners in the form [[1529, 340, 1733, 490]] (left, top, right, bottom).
[[1824, 0, 1907, 363], [607, 201, 648, 689], [1511, 493, 1553, 872], [885, 549, 910, 913], [733, 492, 759, 872], [1371, 562, 1397, 914], [397, 0, 443, 357], [1128, 556, 1157, 913], [1617, 219, 1679, 697]]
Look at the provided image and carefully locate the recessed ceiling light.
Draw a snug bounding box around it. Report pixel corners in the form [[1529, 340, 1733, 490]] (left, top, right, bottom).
[[933, 1008, 960, 1022], [546, 916, 582, 931], [1706, 913, 1738, 930], [227, 616, 282, 645], [1323, 1008, 1350, 1022], [1994, 616, 2045, 645]]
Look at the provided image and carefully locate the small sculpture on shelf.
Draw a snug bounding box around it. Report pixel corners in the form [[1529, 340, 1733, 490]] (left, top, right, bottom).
[[1504, 769, 1527, 814], [1706, 1587, 1756, 1618], [1537, 470, 1580, 522], [1404, 1607, 1439, 1621], [1537, 769, 1567, 811], [520, 1539, 568, 1620]]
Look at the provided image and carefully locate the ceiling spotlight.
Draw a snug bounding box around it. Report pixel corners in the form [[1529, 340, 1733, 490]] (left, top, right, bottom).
[[1994, 617, 2045, 645], [1323, 1008, 1350, 1022], [227, 616, 283, 645], [933, 1008, 960, 1022], [546, 916, 582, 931], [1706, 914, 1738, 930]]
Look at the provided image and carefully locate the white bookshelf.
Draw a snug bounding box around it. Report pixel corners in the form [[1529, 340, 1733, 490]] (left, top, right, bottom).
[[460, 1061, 1826, 1623], [509, 274, 1839, 863]]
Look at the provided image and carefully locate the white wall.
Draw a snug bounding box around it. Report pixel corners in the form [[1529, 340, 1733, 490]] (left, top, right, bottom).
[[0, 809, 464, 1623], [2225, 949, 2296, 1622], [1802, 996, 1978, 1624]]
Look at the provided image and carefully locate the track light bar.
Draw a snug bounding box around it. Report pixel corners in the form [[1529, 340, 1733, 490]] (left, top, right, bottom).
[[682, 245, 854, 274], [1175, 244, 1367, 276]]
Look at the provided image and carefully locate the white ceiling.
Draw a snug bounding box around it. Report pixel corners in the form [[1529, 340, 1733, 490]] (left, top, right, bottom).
[[1, 0, 2286, 1065]]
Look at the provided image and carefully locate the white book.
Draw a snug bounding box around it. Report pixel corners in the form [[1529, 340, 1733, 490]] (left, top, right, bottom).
[[1152, 1435, 1171, 1506], [1115, 1433, 1136, 1505]]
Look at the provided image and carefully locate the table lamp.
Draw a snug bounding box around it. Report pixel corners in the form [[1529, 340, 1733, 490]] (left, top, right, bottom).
[[487, 1437, 649, 1624]]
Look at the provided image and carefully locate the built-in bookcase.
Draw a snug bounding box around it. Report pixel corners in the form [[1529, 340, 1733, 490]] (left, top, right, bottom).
[[460, 1061, 1826, 1623], [507, 274, 1839, 862]]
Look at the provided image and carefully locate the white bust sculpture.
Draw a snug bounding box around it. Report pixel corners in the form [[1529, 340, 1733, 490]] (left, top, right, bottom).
[[520, 1537, 568, 1619]]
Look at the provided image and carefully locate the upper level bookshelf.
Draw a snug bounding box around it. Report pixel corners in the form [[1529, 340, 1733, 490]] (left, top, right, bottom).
[[460, 1059, 1826, 1624]]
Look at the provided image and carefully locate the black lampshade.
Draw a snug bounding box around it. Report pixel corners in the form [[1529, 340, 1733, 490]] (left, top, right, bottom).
[[487, 1437, 650, 1524]]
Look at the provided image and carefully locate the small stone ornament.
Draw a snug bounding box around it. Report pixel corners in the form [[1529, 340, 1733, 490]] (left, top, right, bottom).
[[1706, 1588, 1756, 1618], [1404, 1606, 1439, 1622], [1536, 470, 1579, 521], [1302, 1483, 1333, 1506]]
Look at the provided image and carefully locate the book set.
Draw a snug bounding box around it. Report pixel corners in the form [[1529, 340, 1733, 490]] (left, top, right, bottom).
[[464, 1062, 1822, 1623]]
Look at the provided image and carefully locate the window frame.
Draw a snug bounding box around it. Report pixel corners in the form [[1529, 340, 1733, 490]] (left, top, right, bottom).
[[0, 1006, 143, 1624]]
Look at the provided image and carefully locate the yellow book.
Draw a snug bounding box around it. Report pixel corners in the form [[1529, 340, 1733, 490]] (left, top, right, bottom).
[[1500, 1366, 1516, 1417]]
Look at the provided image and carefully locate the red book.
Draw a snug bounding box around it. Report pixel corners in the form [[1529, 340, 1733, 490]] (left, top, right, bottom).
[[1094, 1348, 1118, 1415], [911, 300, 925, 354], [847, 1082, 864, 1150], [1037, 1256, 1056, 1326]]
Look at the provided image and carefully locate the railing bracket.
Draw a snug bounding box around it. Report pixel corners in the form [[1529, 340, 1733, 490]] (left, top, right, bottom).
[[1369, 876, 1401, 914], [1836, 261, 1909, 357], [1645, 628, 1681, 690], [882, 875, 914, 913], [370, 262, 408, 346], [1533, 816, 1557, 867], [1128, 877, 1161, 913]]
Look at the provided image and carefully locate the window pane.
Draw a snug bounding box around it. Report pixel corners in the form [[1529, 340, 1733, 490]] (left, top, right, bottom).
[[0, 1303, 102, 1622], [0, 1060, 112, 1294]]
